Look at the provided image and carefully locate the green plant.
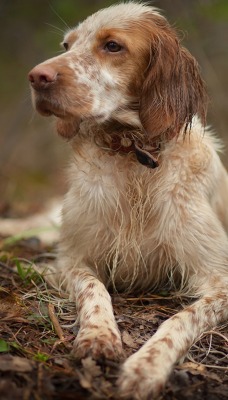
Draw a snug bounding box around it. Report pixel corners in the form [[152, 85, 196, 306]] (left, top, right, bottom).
[[15, 259, 43, 286], [33, 351, 49, 362], [0, 339, 10, 352]]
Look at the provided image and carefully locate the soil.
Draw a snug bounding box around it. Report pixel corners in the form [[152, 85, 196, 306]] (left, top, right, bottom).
[[0, 235, 227, 400]]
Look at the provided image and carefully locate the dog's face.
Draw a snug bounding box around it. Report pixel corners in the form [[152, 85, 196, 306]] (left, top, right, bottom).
[[29, 3, 206, 140]]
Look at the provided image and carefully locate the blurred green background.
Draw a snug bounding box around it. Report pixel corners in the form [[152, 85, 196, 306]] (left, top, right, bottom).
[[0, 0, 228, 214]]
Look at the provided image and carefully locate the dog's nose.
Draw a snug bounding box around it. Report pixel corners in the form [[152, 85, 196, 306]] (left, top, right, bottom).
[[28, 65, 57, 90]]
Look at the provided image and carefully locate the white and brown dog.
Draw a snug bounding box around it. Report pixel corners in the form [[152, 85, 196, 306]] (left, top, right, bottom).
[[28, 3, 228, 399]]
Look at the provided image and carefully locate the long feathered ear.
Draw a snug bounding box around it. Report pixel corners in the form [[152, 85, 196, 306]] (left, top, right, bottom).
[[139, 16, 207, 140]]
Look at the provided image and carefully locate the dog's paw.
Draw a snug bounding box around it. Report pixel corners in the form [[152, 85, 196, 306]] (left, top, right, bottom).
[[118, 355, 166, 400], [72, 326, 123, 361]]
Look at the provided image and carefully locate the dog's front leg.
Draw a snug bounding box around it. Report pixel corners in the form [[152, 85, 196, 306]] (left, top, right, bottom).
[[68, 268, 123, 360], [118, 285, 228, 399], [118, 199, 228, 399]]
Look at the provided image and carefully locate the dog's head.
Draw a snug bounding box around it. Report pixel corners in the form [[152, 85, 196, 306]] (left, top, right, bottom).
[[28, 2, 207, 141]]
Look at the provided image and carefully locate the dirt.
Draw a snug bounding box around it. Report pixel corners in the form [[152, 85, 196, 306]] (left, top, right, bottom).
[[0, 236, 227, 400]]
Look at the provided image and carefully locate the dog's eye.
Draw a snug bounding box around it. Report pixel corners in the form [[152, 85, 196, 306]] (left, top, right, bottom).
[[105, 41, 122, 52], [63, 42, 69, 51]]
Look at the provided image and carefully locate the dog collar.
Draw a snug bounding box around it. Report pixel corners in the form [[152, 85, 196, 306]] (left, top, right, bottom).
[[109, 136, 160, 169]]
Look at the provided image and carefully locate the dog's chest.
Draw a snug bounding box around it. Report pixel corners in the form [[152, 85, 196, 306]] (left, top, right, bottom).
[[72, 146, 158, 220], [65, 140, 200, 289], [68, 146, 166, 265]]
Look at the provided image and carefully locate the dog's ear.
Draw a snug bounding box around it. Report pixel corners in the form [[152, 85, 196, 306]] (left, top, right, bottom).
[[139, 17, 207, 140]]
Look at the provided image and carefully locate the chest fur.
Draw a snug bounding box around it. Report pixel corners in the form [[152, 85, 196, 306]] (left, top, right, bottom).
[[61, 134, 215, 291]]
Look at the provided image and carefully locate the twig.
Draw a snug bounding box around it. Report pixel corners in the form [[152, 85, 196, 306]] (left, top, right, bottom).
[[33, 253, 57, 262], [48, 303, 65, 341], [0, 260, 13, 271], [199, 330, 228, 342]]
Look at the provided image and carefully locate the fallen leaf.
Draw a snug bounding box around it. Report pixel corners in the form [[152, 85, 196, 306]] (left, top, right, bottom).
[[81, 356, 102, 378], [122, 330, 138, 349], [180, 362, 224, 383], [180, 362, 206, 374], [0, 355, 34, 372], [77, 370, 92, 390], [78, 357, 102, 390]]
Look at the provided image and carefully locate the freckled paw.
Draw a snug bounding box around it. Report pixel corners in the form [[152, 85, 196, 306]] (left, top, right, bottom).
[[118, 362, 165, 400], [72, 329, 123, 361]]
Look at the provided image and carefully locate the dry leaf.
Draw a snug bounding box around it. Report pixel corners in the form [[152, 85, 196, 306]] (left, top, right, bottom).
[[0, 355, 34, 372], [180, 362, 206, 374], [77, 370, 93, 390], [180, 362, 223, 382], [122, 330, 138, 349], [81, 356, 102, 378], [78, 357, 102, 390]]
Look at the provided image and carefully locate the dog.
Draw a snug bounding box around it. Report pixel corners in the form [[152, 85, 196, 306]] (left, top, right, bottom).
[[28, 3, 228, 399]]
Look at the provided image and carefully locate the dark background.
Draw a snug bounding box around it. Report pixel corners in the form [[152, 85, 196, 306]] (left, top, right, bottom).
[[0, 0, 227, 212]]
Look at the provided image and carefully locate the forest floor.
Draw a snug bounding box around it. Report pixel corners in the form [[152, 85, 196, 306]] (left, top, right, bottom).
[[0, 227, 228, 400]]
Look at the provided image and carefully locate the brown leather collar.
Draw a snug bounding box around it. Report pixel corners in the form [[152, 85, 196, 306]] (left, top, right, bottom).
[[109, 135, 160, 169]]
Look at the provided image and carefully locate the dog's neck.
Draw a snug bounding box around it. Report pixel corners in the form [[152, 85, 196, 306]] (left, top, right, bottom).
[[97, 120, 163, 168], [108, 132, 160, 169], [78, 119, 176, 169]]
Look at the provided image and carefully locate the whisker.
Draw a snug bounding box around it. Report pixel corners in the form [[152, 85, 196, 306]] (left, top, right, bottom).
[[56, 49, 66, 54], [45, 22, 65, 34], [48, 3, 71, 30], [47, 29, 64, 38]]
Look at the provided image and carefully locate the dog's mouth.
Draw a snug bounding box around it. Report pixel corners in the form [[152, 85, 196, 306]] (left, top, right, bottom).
[[35, 98, 67, 119], [34, 97, 80, 139]]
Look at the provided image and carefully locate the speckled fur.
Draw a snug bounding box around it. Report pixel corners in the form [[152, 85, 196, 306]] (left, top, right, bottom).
[[29, 3, 228, 399]]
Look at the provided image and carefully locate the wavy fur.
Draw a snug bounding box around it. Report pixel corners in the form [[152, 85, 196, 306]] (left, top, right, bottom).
[[29, 3, 228, 399]]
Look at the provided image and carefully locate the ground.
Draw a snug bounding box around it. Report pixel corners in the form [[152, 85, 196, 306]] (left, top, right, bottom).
[[0, 234, 228, 400]]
